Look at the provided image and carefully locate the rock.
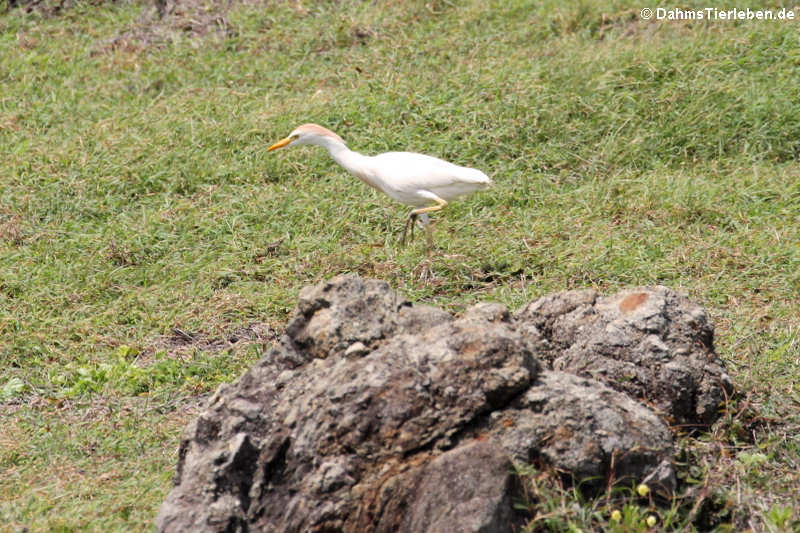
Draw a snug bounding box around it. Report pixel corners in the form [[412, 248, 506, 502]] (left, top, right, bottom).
[[492, 371, 675, 488], [642, 458, 678, 497], [460, 302, 511, 323], [515, 286, 733, 427], [156, 275, 731, 532], [284, 275, 451, 361], [376, 441, 525, 533]]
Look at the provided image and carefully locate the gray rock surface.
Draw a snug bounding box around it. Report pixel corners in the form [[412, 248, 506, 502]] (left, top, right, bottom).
[[156, 275, 731, 532], [368, 441, 523, 533], [491, 370, 674, 492], [515, 286, 733, 427]]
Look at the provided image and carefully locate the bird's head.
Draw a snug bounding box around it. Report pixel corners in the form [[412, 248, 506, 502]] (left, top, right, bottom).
[[267, 123, 346, 151]]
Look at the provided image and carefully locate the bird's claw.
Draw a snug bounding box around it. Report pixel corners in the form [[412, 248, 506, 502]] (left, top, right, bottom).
[[413, 258, 435, 282]]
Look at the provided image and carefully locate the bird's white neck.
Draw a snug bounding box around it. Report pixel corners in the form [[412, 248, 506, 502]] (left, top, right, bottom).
[[315, 138, 377, 189]]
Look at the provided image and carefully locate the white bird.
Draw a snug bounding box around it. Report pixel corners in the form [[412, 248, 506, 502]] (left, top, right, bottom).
[[267, 123, 491, 250]]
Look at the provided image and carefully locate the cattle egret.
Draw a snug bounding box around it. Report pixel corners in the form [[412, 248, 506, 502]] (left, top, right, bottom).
[[267, 123, 491, 250]]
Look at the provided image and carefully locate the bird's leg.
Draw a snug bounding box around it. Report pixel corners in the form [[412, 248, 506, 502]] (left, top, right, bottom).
[[409, 197, 448, 216], [407, 198, 447, 252], [424, 224, 434, 256], [412, 213, 433, 256], [400, 212, 418, 246]]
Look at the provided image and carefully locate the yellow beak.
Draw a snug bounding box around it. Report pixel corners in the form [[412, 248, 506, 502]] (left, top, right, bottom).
[[267, 137, 293, 151]]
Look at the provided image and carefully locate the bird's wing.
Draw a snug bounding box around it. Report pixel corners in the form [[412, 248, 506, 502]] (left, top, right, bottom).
[[368, 152, 491, 190]]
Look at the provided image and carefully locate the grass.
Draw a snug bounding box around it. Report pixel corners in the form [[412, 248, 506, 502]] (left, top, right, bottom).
[[1, 0, 799, 530]]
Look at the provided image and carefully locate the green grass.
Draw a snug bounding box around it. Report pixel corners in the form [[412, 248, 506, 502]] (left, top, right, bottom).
[[2, 0, 800, 530]]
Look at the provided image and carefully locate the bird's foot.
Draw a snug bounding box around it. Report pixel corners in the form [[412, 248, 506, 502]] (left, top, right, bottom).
[[413, 258, 435, 282]]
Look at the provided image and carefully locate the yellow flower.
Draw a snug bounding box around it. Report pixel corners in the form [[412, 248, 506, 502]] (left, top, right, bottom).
[[646, 515, 657, 527], [610, 509, 622, 522], [637, 483, 650, 497]]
